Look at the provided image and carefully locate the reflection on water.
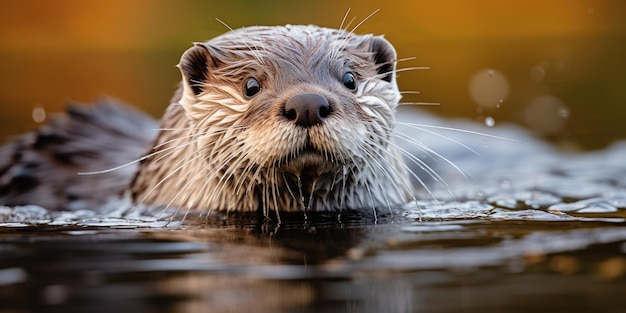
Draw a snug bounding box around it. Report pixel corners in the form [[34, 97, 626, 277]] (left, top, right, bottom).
[[1, 110, 626, 312], [1, 216, 626, 312]]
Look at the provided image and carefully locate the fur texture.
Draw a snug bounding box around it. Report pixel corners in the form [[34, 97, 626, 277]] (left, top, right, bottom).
[[1, 25, 412, 215], [0, 99, 156, 211]]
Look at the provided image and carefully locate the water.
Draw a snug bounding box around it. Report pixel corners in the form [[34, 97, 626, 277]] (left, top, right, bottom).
[[1, 109, 626, 312]]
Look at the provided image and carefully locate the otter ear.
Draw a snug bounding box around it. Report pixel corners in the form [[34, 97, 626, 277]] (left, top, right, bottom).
[[369, 36, 397, 83], [178, 43, 223, 96]]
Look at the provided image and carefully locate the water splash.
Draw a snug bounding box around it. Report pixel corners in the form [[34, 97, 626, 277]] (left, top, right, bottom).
[[524, 95, 569, 135], [484, 116, 495, 127], [468, 69, 510, 109], [31, 104, 46, 123]]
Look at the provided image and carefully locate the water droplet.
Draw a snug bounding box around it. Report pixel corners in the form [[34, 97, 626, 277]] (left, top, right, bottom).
[[32, 104, 46, 123], [468, 69, 510, 109], [484, 116, 495, 127], [530, 65, 546, 82], [524, 95, 569, 135], [496, 99, 504, 108]]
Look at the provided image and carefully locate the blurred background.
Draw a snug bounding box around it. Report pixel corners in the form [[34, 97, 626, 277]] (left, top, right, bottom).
[[1, 0, 624, 150]]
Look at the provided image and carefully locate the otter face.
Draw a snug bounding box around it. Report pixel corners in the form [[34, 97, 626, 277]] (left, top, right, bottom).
[[173, 25, 406, 213]]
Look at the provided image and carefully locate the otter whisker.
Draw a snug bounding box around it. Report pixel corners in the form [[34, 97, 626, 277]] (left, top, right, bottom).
[[360, 129, 442, 201], [282, 172, 299, 208], [261, 175, 268, 218], [348, 9, 380, 35], [356, 147, 394, 213], [139, 150, 205, 206], [305, 178, 317, 213], [184, 177, 208, 218], [296, 174, 306, 213], [338, 8, 352, 31], [388, 136, 454, 183], [193, 167, 222, 217], [228, 143, 267, 197], [268, 165, 281, 218], [164, 138, 245, 214], [153, 127, 245, 150], [206, 145, 250, 200], [77, 134, 203, 176], [221, 144, 269, 212], [397, 56, 417, 63], [359, 130, 419, 204], [242, 26, 267, 65], [369, 145, 415, 204], [342, 16, 357, 33], [396, 66, 431, 72], [362, 172, 378, 221], [341, 134, 397, 210], [373, 67, 430, 81], [151, 132, 202, 150], [397, 123, 481, 156], [225, 149, 273, 213], [398, 121, 517, 141], [400, 91, 422, 95], [199, 152, 242, 216], [386, 139, 457, 202], [0, 24, 428, 217], [254, 31, 268, 62], [271, 166, 281, 222], [233, 160, 259, 197], [214, 17, 235, 32], [395, 131, 471, 181], [160, 153, 217, 218], [151, 136, 207, 165], [152, 127, 196, 131], [215, 18, 265, 65], [180, 154, 227, 220], [333, 9, 379, 60], [340, 150, 378, 219], [195, 156, 238, 217], [337, 167, 347, 215], [188, 164, 228, 217], [398, 102, 441, 106], [120, 25, 414, 217]]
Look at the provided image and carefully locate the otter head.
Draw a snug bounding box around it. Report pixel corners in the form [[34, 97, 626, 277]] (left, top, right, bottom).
[[165, 25, 408, 213]]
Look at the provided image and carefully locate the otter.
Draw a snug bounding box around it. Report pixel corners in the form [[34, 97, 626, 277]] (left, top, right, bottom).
[[0, 25, 412, 217]]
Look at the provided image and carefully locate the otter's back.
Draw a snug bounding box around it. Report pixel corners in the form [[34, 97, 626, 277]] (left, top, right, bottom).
[[0, 99, 158, 211]]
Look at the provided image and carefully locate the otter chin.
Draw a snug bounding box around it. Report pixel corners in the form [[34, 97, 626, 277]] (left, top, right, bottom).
[[0, 25, 413, 216]]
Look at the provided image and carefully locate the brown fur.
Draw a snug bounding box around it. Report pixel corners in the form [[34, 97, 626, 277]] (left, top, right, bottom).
[[0, 25, 411, 216], [0, 99, 156, 211]]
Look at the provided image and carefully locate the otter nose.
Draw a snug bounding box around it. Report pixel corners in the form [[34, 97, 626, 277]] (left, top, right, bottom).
[[283, 93, 331, 127]]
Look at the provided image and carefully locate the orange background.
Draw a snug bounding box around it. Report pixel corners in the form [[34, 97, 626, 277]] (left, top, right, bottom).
[[1, 0, 625, 149]]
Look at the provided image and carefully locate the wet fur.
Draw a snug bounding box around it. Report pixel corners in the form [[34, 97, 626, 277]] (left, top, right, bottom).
[[0, 25, 412, 216], [0, 100, 157, 211]]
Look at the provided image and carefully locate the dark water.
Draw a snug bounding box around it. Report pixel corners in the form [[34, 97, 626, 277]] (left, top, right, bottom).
[[2, 220, 626, 313], [2, 110, 626, 313]]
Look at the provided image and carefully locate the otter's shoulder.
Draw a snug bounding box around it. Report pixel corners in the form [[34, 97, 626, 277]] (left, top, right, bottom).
[[0, 99, 158, 211]]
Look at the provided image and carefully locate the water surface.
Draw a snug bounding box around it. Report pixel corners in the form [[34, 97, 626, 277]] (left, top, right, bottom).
[[2, 111, 625, 313]]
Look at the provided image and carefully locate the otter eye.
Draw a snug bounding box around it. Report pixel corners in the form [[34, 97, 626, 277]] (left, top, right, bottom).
[[244, 77, 261, 98], [342, 72, 357, 91]]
